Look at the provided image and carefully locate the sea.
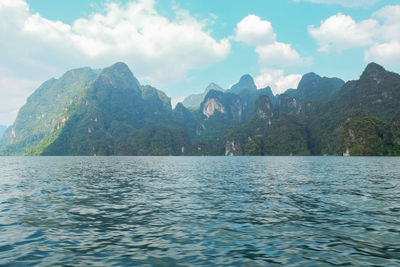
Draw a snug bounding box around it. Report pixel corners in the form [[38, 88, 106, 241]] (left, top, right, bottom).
[[0, 156, 399, 266]]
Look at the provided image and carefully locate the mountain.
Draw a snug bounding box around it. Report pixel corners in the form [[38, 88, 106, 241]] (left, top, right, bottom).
[[223, 95, 311, 156], [228, 74, 257, 94], [193, 75, 275, 145], [332, 63, 400, 120], [0, 62, 190, 156], [1, 61, 399, 156], [229, 74, 276, 121], [284, 72, 344, 102], [197, 89, 243, 141], [0, 125, 6, 138], [308, 62, 400, 155], [182, 83, 224, 110], [142, 85, 172, 111], [172, 103, 198, 136], [0, 67, 100, 155], [223, 63, 400, 156]]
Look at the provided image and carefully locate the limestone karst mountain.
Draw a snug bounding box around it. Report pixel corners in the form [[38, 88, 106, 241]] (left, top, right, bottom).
[[1, 62, 399, 156], [182, 82, 224, 110]]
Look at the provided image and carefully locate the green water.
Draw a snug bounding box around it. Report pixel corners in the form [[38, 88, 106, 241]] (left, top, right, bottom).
[[0, 157, 399, 266]]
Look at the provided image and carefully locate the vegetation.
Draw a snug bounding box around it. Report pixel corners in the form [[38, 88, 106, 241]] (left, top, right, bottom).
[[115, 125, 191, 156], [1, 62, 399, 156], [341, 111, 400, 156], [285, 72, 344, 102], [0, 67, 99, 155]]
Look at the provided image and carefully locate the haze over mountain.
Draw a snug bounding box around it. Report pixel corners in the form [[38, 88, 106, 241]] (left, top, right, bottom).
[[0, 125, 6, 138], [1, 62, 399, 156], [182, 83, 224, 110]]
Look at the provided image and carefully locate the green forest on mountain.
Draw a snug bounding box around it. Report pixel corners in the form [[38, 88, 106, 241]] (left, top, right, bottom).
[[1, 62, 400, 156]]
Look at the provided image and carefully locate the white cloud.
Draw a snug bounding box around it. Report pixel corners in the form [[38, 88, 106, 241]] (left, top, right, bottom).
[[256, 42, 301, 68], [234, 15, 276, 46], [255, 69, 302, 95], [234, 15, 302, 68], [234, 14, 304, 91], [234, 15, 304, 95], [372, 5, 400, 42], [0, 0, 231, 125], [365, 6, 400, 66], [308, 13, 378, 52], [309, 5, 400, 69], [295, 0, 382, 8], [365, 41, 400, 66]]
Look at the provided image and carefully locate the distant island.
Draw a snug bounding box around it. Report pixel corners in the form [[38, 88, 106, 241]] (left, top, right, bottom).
[[0, 62, 399, 156]]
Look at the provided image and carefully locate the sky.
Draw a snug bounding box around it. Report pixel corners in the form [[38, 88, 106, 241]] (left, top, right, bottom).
[[0, 0, 400, 125]]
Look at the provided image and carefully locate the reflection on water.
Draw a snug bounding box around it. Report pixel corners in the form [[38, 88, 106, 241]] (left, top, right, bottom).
[[0, 157, 399, 266]]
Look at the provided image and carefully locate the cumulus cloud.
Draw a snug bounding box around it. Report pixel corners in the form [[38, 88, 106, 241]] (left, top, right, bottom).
[[372, 5, 400, 42], [235, 15, 303, 68], [308, 13, 378, 52], [309, 5, 400, 70], [364, 6, 400, 66], [256, 42, 301, 68], [295, 0, 382, 8], [234, 15, 276, 46], [0, 0, 231, 125], [255, 69, 302, 95], [365, 41, 400, 66], [234, 15, 303, 93]]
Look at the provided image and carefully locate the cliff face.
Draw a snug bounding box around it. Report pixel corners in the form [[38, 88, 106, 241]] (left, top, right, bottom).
[[255, 95, 273, 124], [182, 82, 224, 110], [225, 140, 243, 156], [202, 98, 226, 118]]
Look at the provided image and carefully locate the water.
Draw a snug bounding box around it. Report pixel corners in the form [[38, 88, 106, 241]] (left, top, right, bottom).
[[0, 157, 399, 266]]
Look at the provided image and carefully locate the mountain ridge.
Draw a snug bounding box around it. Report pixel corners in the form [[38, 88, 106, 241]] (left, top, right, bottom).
[[182, 82, 224, 110], [1, 62, 399, 156]]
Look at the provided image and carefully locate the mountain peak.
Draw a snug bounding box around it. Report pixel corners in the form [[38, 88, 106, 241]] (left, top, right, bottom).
[[205, 82, 223, 93], [285, 71, 344, 102], [97, 62, 140, 91], [64, 66, 94, 76], [101, 62, 134, 78], [230, 74, 256, 94], [361, 62, 386, 80], [301, 72, 320, 80], [296, 72, 320, 92], [239, 74, 254, 83], [110, 62, 130, 71], [174, 102, 185, 110]]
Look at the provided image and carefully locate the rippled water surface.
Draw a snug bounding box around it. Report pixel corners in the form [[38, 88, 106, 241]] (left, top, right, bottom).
[[0, 157, 399, 266]]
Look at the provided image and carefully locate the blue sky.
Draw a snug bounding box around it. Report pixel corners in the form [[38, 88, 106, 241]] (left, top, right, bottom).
[[0, 0, 399, 125]]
